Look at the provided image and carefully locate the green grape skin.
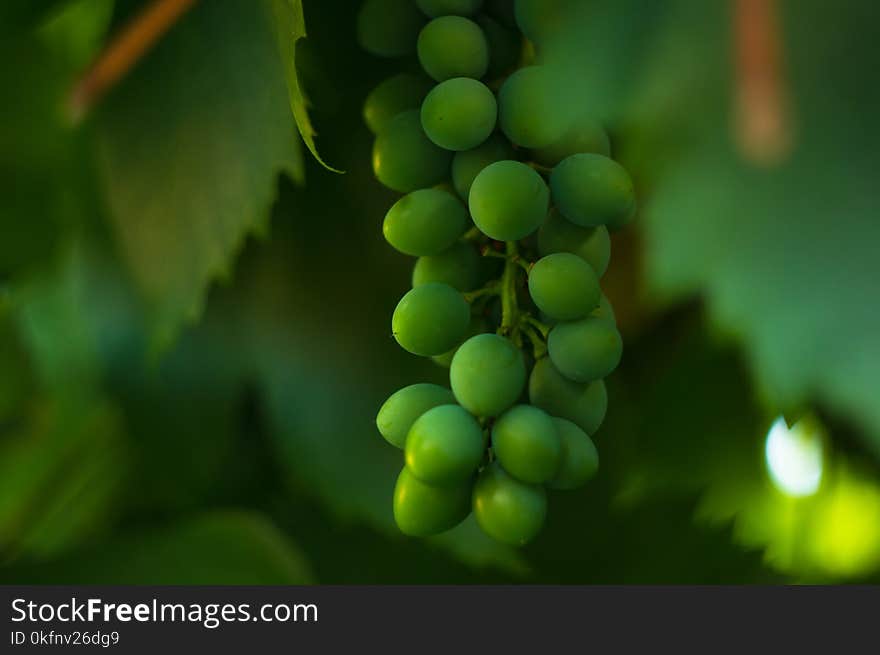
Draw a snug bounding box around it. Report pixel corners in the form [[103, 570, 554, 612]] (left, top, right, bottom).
[[420, 78, 497, 151], [528, 356, 607, 434], [550, 153, 636, 228], [531, 113, 610, 167], [472, 462, 546, 545], [432, 315, 489, 367], [373, 110, 453, 192], [450, 333, 526, 417], [537, 209, 611, 277], [528, 253, 601, 321], [376, 383, 457, 449], [548, 417, 599, 490], [392, 283, 470, 356], [478, 15, 521, 77], [412, 241, 482, 291], [384, 188, 468, 256], [547, 316, 623, 383], [393, 466, 472, 536], [405, 404, 486, 484], [492, 405, 561, 484], [514, 0, 570, 45], [451, 134, 515, 201], [417, 16, 489, 82], [469, 160, 549, 240], [364, 73, 433, 134], [497, 66, 573, 148], [357, 0, 426, 57], [592, 293, 616, 323], [416, 0, 483, 17]]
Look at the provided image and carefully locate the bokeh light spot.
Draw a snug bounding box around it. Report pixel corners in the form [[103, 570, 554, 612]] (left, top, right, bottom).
[[765, 416, 823, 497]]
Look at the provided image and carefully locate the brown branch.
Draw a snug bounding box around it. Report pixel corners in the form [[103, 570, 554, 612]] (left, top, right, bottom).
[[67, 0, 199, 124], [733, 0, 794, 165]]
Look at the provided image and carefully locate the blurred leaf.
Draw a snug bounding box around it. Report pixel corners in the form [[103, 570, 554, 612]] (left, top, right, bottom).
[[269, 0, 341, 173], [2, 510, 313, 584], [95, 0, 303, 350], [0, 0, 70, 36]]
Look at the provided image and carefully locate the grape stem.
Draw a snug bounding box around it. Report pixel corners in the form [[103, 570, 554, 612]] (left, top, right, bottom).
[[463, 284, 499, 303], [499, 241, 519, 336], [524, 315, 551, 339]]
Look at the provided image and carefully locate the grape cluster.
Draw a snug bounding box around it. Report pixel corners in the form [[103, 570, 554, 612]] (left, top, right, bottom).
[[361, 0, 635, 546]]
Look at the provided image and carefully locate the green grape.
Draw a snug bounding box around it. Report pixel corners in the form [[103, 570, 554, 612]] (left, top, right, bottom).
[[432, 315, 489, 367], [547, 316, 622, 383], [528, 252, 600, 321], [469, 160, 549, 240], [384, 188, 468, 256], [472, 462, 546, 545], [393, 466, 472, 536], [392, 283, 470, 356], [498, 66, 573, 148], [405, 404, 486, 483], [376, 383, 456, 449], [416, 0, 483, 16], [417, 16, 489, 82], [550, 153, 636, 228], [592, 293, 616, 323], [420, 78, 497, 151], [492, 405, 561, 483], [373, 110, 453, 192], [528, 356, 607, 434], [451, 134, 515, 201], [357, 0, 425, 57], [413, 241, 481, 291], [531, 113, 610, 166], [549, 417, 598, 490], [537, 209, 611, 276], [478, 15, 521, 77], [514, 0, 571, 44], [450, 333, 526, 417], [363, 73, 433, 134]]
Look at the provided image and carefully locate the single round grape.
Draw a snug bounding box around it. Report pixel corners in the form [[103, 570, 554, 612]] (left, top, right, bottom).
[[472, 463, 546, 545], [364, 73, 433, 134], [417, 16, 488, 82], [549, 417, 599, 490], [451, 134, 515, 201], [376, 383, 456, 449], [592, 293, 616, 323], [528, 356, 607, 434], [393, 466, 471, 536], [405, 404, 486, 484], [432, 315, 489, 368], [550, 153, 636, 228], [537, 209, 611, 276], [469, 160, 549, 240], [421, 78, 497, 151], [416, 0, 483, 16], [373, 110, 453, 192], [357, 0, 425, 57], [492, 405, 561, 483], [514, 0, 569, 44], [384, 188, 467, 256], [547, 317, 622, 383], [478, 15, 521, 77], [528, 253, 601, 321], [497, 66, 573, 148], [392, 283, 470, 356], [412, 241, 481, 291], [450, 333, 526, 417], [531, 113, 610, 166]]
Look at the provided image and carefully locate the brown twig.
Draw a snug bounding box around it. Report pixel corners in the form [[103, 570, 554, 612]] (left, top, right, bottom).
[[67, 0, 198, 123], [733, 0, 794, 165]]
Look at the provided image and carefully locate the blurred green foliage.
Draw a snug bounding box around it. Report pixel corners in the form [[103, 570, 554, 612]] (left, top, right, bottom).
[[0, 0, 878, 584]]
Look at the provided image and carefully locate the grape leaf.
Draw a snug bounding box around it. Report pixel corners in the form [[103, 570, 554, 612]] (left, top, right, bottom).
[[94, 0, 304, 350], [3, 511, 314, 584], [269, 0, 342, 173]]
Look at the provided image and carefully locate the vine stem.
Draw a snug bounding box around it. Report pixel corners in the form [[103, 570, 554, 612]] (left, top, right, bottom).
[[499, 241, 519, 335]]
